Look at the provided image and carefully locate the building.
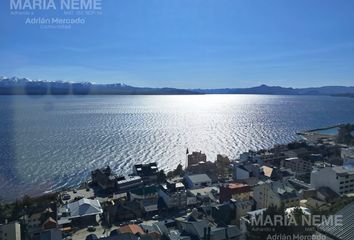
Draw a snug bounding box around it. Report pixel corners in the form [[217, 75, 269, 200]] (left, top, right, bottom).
[[116, 176, 143, 192], [219, 183, 251, 203], [315, 201, 354, 240], [133, 163, 158, 183], [310, 164, 354, 195], [234, 200, 254, 225], [187, 151, 206, 166], [301, 187, 340, 211], [129, 186, 159, 214], [341, 147, 354, 164], [216, 154, 231, 179], [58, 198, 103, 226], [253, 180, 299, 209], [0, 222, 21, 240], [91, 166, 118, 190], [26, 206, 57, 237], [118, 224, 145, 235], [176, 215, 241, 240], [184, 174, 212, 189], [188, 186, 219, 204], [159, 181, 187, 209], [185, 161, 218, 182], [239, 151, 262, 163], [281, 157, 313, 175], [233, 163, 265, 180]]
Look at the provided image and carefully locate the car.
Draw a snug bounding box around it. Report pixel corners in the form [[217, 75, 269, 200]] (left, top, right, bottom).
[[152, 215, 159, 220], [87, 226, 96, 232], [73, 189, 77, 193], [62, 194, 71, 201]]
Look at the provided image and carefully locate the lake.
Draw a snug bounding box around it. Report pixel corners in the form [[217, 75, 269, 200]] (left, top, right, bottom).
[[1, 94, 354, 201]]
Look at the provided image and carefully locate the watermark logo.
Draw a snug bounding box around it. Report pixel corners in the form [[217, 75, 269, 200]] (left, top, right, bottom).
[[9, 0, 103, 29], [247, 214, 343, 240], [250, 214, 343, 227], [10, 0, 102, 10]]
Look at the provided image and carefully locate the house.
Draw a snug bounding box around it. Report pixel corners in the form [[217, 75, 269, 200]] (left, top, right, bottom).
[[253, 180, 299, 209], [302, 187, 340, 211], [118, 224, 145, 235], [219, 183, 251, 203], [234, 199, 254, 225], [239, 151, 262, 163], [91, 166, 118, 190], [210, 199, 253, 226], [0, 222, 21, 240], [211, 202, 237, 225], [159, 181, 187, 209], [311, 164, 354, 195], [140, 220, 177, 240], [233, 163, 265, 180], [133, 163, 159, 183], [26, 206, 57, 236], [176, 214, 241, 240], [184, 174, 212, 189], [58, 198, 103, 226]]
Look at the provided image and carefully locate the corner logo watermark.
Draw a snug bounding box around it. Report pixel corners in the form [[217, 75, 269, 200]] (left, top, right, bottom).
[[10, 0, 103, 29]]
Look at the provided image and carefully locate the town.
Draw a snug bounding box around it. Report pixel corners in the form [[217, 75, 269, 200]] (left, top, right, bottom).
[[0, 124, 353, 240]]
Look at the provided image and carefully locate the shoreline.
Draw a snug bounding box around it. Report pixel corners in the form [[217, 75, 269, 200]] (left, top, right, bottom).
[[0, 124, 344, 204]]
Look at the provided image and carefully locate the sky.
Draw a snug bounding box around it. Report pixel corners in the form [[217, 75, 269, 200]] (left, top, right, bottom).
[[0, 0, 354, 88]]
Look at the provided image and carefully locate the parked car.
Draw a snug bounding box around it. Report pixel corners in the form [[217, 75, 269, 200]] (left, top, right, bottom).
[[62, 194, 71, 201]]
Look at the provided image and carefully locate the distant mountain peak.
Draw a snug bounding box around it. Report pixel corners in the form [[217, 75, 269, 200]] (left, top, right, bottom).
[[1, 76, 354, 95]]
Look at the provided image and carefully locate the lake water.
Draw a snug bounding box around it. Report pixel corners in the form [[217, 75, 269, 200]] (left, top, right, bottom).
[[1, 94, 354, 201]]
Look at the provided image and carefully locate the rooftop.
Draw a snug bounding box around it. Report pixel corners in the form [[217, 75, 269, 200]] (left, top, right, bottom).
[[317, 201, 354, 240], [64, 198, 103, 219], [185, 174, 211, 184], [225, 183, 249, 189], [118, 224, 145, 235], [333, 164, 354, 176]]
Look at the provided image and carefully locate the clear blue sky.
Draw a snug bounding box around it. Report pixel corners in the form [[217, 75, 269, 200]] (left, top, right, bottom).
[[0, 0, 354, 88]]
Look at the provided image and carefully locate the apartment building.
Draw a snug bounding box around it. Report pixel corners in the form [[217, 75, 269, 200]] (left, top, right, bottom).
[[0, 222, 21, 240], [311, 165, 354, 195]]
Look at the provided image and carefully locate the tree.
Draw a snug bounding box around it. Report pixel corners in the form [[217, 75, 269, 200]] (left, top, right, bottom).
[[157, 170, 167, 183]]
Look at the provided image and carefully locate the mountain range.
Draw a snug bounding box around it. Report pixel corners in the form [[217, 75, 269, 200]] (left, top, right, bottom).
[[1, 77, 354, 96]]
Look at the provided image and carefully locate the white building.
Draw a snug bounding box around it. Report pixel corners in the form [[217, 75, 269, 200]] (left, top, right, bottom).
[[184, 174, 212, 189], [0, 222, 21, 240], [310, 165, 354, 195], [253, 180, 299, 209], [341, 147, 354, 165], [58, 198, 103, 226]]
